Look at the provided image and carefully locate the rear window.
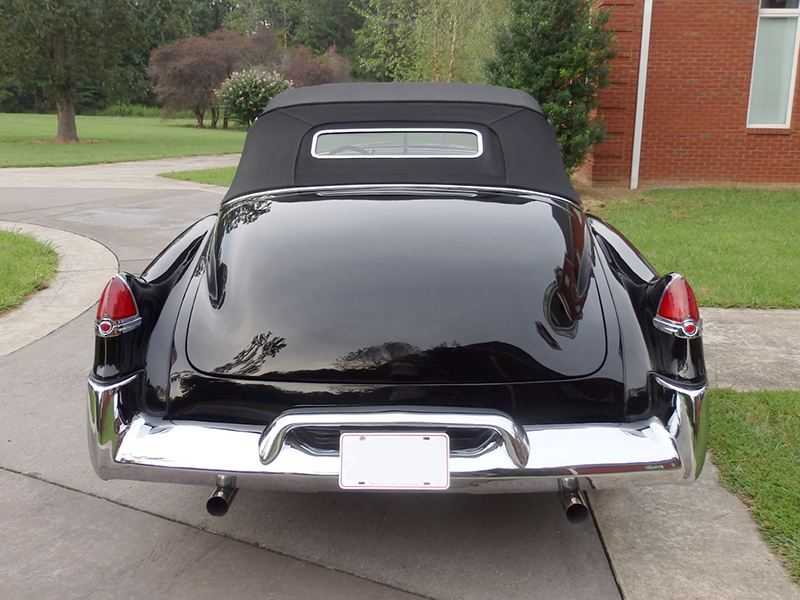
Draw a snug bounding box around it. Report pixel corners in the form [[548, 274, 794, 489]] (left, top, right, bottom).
[[312, 128, 483, 159]]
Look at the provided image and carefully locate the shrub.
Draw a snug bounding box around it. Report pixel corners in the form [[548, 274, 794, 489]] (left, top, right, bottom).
[[217, 69, 293, 127], [282, 46, 351, 88], [485, 0, 616, 170]]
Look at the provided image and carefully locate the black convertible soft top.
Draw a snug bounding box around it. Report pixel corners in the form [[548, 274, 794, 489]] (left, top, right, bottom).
[[224, 82, 578, 203]]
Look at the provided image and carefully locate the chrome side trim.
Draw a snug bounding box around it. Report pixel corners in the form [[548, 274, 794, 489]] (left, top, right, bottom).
[[88, 375, 708, 493], [258, 406, 530, 469]]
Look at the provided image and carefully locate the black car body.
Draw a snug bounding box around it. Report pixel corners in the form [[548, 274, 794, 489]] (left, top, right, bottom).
[[88, 83, 708, 518]]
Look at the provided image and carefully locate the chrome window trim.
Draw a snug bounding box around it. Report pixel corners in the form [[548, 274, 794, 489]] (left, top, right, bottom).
[[311, 128, 484, 159]]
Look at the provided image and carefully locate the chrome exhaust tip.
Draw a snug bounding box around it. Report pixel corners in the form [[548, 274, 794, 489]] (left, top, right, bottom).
[[559, 478, 590, 524], [206, 475, 238, 517]]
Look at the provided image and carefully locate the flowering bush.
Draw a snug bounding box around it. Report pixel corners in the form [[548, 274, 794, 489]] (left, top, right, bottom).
[[217, 69, 292, 127]]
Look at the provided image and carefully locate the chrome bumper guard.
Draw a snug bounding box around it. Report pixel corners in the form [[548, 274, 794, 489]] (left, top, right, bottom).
[[88, 374, 708, 493]]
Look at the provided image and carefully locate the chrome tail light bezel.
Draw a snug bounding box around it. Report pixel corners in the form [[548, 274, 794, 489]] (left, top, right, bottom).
[[652, 273, 703, 339], [95, 274, 142, 338]]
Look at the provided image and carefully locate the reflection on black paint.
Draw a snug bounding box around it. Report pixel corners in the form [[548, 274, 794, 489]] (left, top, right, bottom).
[[214, 331, 288, 376], [209, 262, 227, 309], [334, 341, 425, 379], [327, 340, 562, 384], [541, 204, 592, 339], [207, 198, 273, 310], [220, 197, 272, 233], [535, 322, 561, 351]]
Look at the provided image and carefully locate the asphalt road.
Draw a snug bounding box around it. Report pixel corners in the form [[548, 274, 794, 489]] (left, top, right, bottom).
[[1, 163, 798, 600]]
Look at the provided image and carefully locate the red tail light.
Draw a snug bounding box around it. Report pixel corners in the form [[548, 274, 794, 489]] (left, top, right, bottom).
[[95, 275, 142, 337], [653, 275, 702, 338]]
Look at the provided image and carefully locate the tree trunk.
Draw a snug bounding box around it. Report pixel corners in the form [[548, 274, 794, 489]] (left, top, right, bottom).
[[194, 107, 205, 128], [210, 105, 219, 129], [55, 86, 79, 142], [52, 33, 79, 142], [448, 12, 458, 83], [432, 2, 441, 82]]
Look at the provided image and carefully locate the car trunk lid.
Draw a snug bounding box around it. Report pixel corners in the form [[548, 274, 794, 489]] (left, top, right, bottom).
[[186, 192, 610, 384]]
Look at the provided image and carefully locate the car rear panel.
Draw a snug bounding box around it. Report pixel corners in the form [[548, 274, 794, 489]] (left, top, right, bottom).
[[185, 192, 611, 386]]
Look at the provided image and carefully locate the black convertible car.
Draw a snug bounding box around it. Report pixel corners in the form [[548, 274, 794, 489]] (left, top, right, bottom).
[[88, 83, 708, 521]]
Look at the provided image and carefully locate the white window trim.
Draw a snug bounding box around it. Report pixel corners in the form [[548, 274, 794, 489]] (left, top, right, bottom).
[[311, 128, 484, 159], [747, 8, 800, 129]]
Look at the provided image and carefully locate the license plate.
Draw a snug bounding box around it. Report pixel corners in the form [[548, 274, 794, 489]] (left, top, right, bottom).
[[339, 432, 450, 490]]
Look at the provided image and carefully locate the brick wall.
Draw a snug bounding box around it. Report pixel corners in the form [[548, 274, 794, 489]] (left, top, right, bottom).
[[592, 0, 800, 186], [592, 0, 644, 183]]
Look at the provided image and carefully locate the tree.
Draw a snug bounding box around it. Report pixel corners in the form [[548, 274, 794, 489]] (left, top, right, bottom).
[[282, 46, 351, 87], [412, 0, 505, 83], [353, 0, 420, 81], [150, 33, 235, 128], [352, 0, 504, 83], [0, 0, 147, 141], [224, 0, 362, 53], [485, 0, 615, 170], [149, 28, 285, 128]]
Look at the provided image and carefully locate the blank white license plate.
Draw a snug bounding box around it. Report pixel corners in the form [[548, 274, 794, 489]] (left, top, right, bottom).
[[339, 432, 450, 490]]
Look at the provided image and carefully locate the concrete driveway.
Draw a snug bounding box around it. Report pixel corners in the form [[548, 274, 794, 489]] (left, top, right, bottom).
[[0, 158, 797, 600]]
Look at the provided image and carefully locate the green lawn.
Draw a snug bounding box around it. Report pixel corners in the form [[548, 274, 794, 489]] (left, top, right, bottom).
[[708, 388, 800, 582], [594, 188, 800, 308], [159, 166, 237, 187], [0, 230, 58, 313], [0, 113, 246, 167]]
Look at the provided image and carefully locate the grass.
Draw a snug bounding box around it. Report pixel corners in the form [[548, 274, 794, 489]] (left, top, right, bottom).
[[708, 388, 800, 582], [0, 113, 246, 167], [159, 166, 237, 187], [593, 188, 800, 308], [0, 229, 59, 313]]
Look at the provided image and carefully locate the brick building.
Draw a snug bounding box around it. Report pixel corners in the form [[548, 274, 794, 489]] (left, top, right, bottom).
[[588, 0, 800, 188]]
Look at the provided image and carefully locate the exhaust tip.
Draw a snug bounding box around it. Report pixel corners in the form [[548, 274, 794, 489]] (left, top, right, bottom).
[[206, 493, 232, 517], [559, 478, 590, 525], [564, 500, 590, 524], [206, 475, 238, 517]]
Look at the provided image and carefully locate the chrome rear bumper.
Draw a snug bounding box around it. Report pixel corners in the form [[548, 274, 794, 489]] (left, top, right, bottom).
[[88, 374, 708, 493]]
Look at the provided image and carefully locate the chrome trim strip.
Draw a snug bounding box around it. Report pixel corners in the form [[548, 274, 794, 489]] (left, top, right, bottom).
[[311, 128, 483, 159], [221, 185, 580, 209], [258, 406, 530, 469], [88, 375, 708, 493], [96, 315, 143, 337], [652, 314, 703, 339]]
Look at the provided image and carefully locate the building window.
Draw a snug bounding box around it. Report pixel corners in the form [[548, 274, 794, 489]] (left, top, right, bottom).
[[748, 1, 800, 128]]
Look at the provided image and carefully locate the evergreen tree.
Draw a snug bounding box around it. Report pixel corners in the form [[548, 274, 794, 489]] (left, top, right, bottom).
[[485, 0, 615, 170]]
